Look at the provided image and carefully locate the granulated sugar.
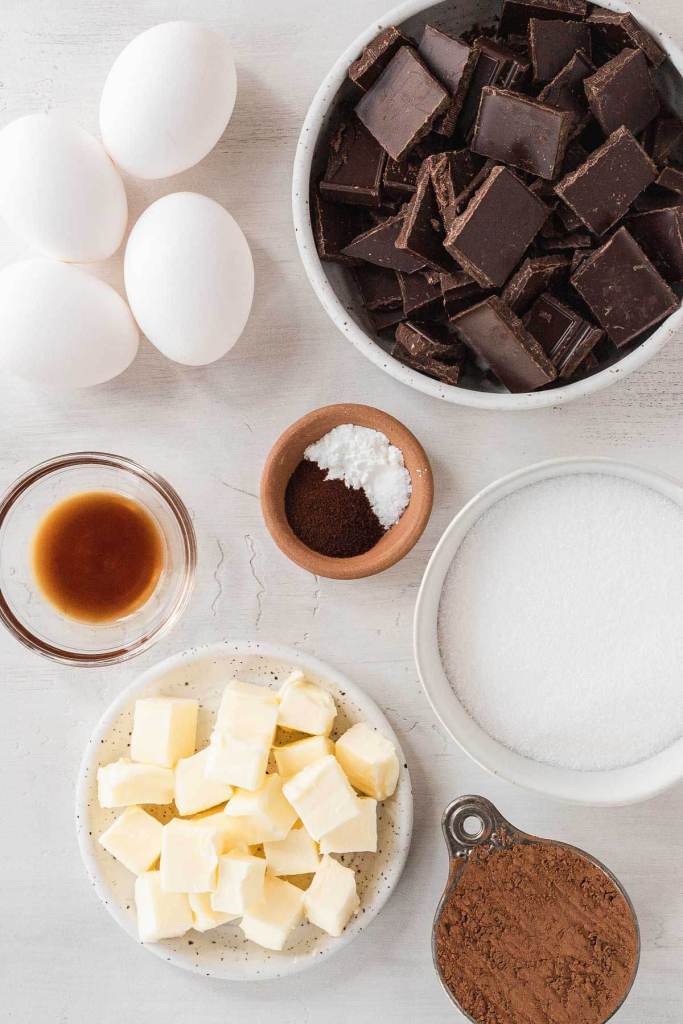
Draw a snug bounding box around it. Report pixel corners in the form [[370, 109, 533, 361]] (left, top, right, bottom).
[[438, 474, 683, 771]]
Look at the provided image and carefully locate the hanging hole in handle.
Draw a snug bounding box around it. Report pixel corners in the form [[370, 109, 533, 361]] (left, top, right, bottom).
[[448, 801, 495, 849], [462, 814, 485, 839]]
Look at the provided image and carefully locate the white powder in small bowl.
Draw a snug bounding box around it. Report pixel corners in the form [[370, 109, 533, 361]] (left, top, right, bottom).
[[438, 474, 683, 771]]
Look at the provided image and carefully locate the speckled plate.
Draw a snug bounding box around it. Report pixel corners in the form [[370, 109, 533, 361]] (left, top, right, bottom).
[[76, 640, 413, 980]]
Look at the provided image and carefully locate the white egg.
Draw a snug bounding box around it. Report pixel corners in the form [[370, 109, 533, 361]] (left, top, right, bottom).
[[100, 22, 237, 179], [0, 114, 128, 262], [0, 260, 139, 388], [124, 192, 254, 366]]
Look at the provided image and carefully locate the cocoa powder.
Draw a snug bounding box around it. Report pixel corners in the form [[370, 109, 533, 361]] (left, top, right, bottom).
[[435, 841, 638, 1024]]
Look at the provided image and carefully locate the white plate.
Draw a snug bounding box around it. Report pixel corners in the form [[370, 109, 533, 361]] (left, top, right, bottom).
[[76, 640, 413, 980], [414, 458, 683, 806]]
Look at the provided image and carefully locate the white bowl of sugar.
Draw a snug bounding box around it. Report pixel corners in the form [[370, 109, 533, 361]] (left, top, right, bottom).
[[414, 457, 683, 805]]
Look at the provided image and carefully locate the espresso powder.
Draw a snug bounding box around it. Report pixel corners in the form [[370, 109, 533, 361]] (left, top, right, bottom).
[[435, 842, 638, 1024]]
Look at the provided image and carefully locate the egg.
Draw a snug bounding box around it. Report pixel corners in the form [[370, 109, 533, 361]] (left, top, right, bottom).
[[124, 192, 254, 366], [0, 114, 128, 262], [0, 260, 139, 388], [100, 22, 237, 179]]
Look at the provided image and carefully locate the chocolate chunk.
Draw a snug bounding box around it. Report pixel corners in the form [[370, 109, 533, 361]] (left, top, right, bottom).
[[393, 321, 466, 385], [349, 27, 414, 92], [472, 87, 573, 179], [538, 50, 594, 130], [451, 295, 557, 391], [570, 248, 591, 274], [383, 152, 422, 199], [587, 10, 666, 67], [369, 304, 407, 334], [311, 191, 371, 265], [657, 166, 683, 196], [440, 270, 488, 316], [555, 126, 657, 235], [396, 167, 457, 273], [418, 26, 473, 135], [456, 39, 531, 139], [445, 166, 550, 288], [501, 254, 570, 314], [524, 292, 604, 377], [426, 150, 484, 230], [341, 209, 426, 272], [584, 48, 660, 137], [571, 226, 679, 346], [319, 117, 386, 206], [626, 206, 683, 282], [355, 47, 450, 162], [500, 0, 588, 36], [556, 200, 583, 232], [648, 117, 683, 166], [353, 265, 402, 309], [528, 19, 592, 83], [398, 269, 444, 317], [539, 229, 593, 251]]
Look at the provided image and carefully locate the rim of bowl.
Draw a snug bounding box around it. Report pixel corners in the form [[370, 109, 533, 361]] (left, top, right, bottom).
[[292, 0, 683, 410], [0, 451, 197, 666], [414, 456, 683, 805]]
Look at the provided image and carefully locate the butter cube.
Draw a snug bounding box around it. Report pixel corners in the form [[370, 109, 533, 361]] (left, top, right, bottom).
[[335, 723, 399, 800], [240, 874, 304, 951], [216, 679, 279, 743], [135, 870, 192, 943], [277, 671, 336, 736], [264, 825, 320, 876], [160, 818, 220, 893], [98, 806, 163, 874], [211, 848, 266, 914], [130, 697, 199, 768], [97, 758, 174, 808], [282, 755, 360, 841], [224, 774, 296, 842], [205, 731, 270, 791], [273, 736, 334, 778], [304, 855, 359, 937], [188, 892, 237, 932], [319, 797, 377, 855], [175, 748, 233, 816]]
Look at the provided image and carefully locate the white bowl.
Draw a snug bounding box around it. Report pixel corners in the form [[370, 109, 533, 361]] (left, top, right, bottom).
[[76, 640, 413, 980], [292, 0, 683, 410], [413, 457, 683, 805]]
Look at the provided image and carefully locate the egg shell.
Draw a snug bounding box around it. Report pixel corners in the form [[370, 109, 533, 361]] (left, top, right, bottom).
[[100, 21, 237, 179], [124, 192, 254, 366], [0, 114, 128, 263], [0, 260, 139, 389]]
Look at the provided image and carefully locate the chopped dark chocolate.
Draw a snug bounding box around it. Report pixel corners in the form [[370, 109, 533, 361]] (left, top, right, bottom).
[[369, 305, 407, 334], [648, 117, 683, 166], [555, 126, 657, 235], [626, 206, 683, 282], [445, 166, 549, 287], [418, 26, 473, 135], [355, 47, 450, 162], [472, 86, 573, 179], [396, 167, 458, 273], [537, 50, 594, 130], [426, 150, 484, 230], [349, 27, 414, 92], [539, 229, 593, 251], [657, 165, 683, 196], [451, 295, 558, 391], [383, 152, 422, 199], [501, 254, 570, 314], [398, 269, 444, 317], [311, 191, 371, 265], [320, 116, 386, 206], [341, 209, 426, 272], [571, 226, 679, 345], [352, 265, 402, 309], [587, 10, 666, 67], [528, 18, 591, 83], [456, 39, 531, 139], [440, 270, 488, 315], [393, 321, 466, 384], [524, 291, 604, 378], [584, 48, 660, 138], [500, 0, 588, 36]]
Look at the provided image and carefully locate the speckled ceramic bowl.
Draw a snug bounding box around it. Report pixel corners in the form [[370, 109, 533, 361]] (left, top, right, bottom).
[[76, 640, 413, 980]]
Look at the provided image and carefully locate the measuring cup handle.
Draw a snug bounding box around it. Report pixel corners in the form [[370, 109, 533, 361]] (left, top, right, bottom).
[[441, 795, 509, 860]]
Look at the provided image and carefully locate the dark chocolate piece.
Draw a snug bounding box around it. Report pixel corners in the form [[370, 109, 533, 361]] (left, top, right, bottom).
[[440, 270, 488, 315], [472, 87, 573, 180], [626, 206, 683, 282], [657, 166, 683, 196], [398, 269, 444, 317], [500, 0, 588, 36], [445, 166, 549, 288], [555, 126, 657, 235], [349, 27, 414, 92], [311, 191, 371, 265], [556, 200, 583, 232], [426, 150, 484, 230], [418, 26, 473, 135], [524, 292, 604, 378], [587, 10, 666, 68], [528, 18, 591, 83], [539, 229, 593, 251], [319, 117, 386, 207], [456, 39, 531, 139], [355, 47, 450, 162], [341, 210, 426, 272], [383, 152, 422, 199], [396, 168, 457, 273], [537, 50, 594, 130], [393, 321, 466, 385], [451, 295, 558, 391], [501, 254, 570, 314], [648, 117, 683, 166], [570, 248, 591, 274], [571, 226, 679, 346], [584, 48, 660, 138], [353, 265, 402, 309], [369, 305, 407, 333]]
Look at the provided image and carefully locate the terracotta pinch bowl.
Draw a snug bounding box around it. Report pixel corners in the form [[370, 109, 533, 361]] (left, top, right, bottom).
[[260, 403, 433, 580]]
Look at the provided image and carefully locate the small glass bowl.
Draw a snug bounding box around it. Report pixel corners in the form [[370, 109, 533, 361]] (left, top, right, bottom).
[[0, 453, 196, 666]]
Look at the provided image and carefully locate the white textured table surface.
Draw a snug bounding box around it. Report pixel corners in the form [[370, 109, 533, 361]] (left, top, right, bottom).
[[2, 1, 682, 1021]]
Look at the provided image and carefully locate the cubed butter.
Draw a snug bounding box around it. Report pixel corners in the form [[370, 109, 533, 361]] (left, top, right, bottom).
[[211, 848, 266, 915], [215, 679, 279, 744], [190, 807, 258, 852], [277, 671, 336, 736], [304, 855, 359, 937], [282, 755, 360, 841], [205, 731, 270, 792], [273, 735, 334, 778], [160, 818, 220, 893], [130, 697, 198, 768], [335, 723, 399, 800], [188, 892, 237, 932], [240, 874, 304, 951], [135, 870, 192, 943], [224, 774, 296, 842], [97, 758, 174, 808], [319, 797, 377, 855], [175, 747, 233, 816], [264, 825, 320, 876], [98, 806, 163, 874]]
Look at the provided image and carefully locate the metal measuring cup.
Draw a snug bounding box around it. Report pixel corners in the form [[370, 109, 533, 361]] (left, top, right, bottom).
[[432, 796, 641, 1024]]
